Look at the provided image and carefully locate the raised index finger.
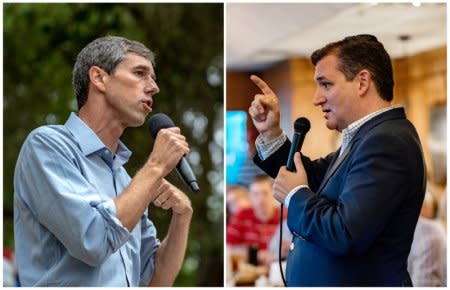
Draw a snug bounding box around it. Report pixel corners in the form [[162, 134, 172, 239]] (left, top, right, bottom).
[[250, 75, 275, 96]]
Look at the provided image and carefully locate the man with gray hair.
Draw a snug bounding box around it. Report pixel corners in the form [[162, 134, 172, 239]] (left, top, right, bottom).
[[14, 36, 193, 286]]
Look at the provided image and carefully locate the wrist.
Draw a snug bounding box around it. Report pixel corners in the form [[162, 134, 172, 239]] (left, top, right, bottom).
[[171, 207, 193, 227], [137, 163, 165, 201], [174, 205, 193, 218], [261, 127, 283, 143], [144, 159, 166, 179]]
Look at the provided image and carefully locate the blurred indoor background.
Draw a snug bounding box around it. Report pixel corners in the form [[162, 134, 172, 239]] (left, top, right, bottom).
[[226, 2, 446, 286]]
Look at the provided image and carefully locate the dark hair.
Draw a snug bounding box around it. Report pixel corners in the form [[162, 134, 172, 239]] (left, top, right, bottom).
[[72, 36, 155, 109], [311, 34, 394, 101]]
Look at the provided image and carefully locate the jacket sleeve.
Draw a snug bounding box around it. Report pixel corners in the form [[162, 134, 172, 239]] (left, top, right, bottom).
[[287, 129, 423, 256], [253, 138, 335, 191]]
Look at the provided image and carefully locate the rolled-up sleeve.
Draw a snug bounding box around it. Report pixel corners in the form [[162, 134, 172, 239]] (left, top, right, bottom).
[[15, 129, 131, 267], [92, 199, 131, 252], [139, 212, 160, 286]]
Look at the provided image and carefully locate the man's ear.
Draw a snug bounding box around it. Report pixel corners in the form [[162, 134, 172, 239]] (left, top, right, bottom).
[[88, 66, 107, 93], [356, 69, 371, 97]]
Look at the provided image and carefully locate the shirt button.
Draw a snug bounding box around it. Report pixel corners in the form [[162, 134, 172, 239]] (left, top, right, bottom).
[[290, 243, 294, 251]]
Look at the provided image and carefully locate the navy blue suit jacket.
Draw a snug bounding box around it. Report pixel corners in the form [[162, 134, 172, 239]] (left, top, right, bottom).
[[254, 108, 426, 286]]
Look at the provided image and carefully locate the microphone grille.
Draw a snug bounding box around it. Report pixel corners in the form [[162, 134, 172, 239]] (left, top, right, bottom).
[[294, 117, 311, 133], [148, 113, 175, 139]]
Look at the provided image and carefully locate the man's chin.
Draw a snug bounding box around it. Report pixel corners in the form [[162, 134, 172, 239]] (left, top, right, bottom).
[[128, 115, 147, 128], [325, 120, 337, 131]]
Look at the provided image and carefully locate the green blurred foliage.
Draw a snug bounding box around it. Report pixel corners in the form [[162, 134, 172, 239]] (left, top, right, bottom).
[[4, 3, 223, 286]]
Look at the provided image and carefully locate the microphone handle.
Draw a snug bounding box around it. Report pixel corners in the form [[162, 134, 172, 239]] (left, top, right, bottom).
[[286, 132, 306, 171], [176, 158, 200, 193]]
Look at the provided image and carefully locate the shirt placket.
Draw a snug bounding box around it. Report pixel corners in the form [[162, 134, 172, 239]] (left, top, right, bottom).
[[113, 168, 132, 286], [104, 150, 132, 287]]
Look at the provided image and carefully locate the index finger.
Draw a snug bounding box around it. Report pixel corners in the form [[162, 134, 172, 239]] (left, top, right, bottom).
[[250, 75, 275, 96]]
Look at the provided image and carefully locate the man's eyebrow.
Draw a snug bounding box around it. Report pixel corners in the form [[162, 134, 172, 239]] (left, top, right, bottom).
[[315, 76, 328, 82], [133, 64, 151, 71]]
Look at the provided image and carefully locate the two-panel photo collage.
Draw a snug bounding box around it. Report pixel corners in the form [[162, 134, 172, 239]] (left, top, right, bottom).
[[2, 1, 447, 287]]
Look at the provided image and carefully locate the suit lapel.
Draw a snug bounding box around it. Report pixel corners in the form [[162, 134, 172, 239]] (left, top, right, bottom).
[[316, 143, 353, 194], [315, 107, 407, 195]]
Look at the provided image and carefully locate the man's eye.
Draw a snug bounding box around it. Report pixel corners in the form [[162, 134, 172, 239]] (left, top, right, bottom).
[[135, 71, 146, 77], [321, 82, 331, 89]]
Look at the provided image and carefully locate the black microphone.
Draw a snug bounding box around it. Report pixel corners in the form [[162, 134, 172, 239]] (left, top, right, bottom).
[[278, 116, 310, 287], [286, 117, 311, 171], [148, 113, 200, 193]]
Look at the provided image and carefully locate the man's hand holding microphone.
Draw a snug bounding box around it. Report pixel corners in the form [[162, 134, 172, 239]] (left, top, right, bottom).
[[147, 126, 192, 216]]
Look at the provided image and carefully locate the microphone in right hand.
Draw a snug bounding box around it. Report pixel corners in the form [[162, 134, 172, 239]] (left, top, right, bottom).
[[286, 117, 310, 172], [148, 113, 200, 194]]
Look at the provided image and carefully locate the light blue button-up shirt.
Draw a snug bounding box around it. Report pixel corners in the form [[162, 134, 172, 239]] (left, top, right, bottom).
[[14, 112, 160, 286]]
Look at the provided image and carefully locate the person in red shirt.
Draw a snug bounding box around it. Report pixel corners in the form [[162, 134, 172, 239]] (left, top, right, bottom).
[[226, 185, 251, 224], [227, 175, 286, 265]]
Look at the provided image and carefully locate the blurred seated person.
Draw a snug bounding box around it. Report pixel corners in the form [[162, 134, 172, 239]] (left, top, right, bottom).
[[226, 185, 251, 224], [227, 175, 286, 265], [3, 247, 18, 287], [408, 190, 446, 286], [420, 189, 439, 219], [268, 220, 293, 262], [437, 187, 446, 231]]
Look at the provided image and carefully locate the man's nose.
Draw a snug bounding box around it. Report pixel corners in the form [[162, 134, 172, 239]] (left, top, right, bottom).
[[313, 88, 325, 106], [145, 79, 160, 95]]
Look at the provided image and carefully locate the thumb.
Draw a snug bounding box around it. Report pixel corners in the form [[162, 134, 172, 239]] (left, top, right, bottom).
[[293, 152, 303, 172]]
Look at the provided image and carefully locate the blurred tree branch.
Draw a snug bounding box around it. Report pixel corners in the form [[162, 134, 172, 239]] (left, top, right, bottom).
[[3, 3, 223, 286]]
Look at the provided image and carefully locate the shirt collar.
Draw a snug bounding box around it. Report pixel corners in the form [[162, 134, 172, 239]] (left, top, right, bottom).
[[64, 112, 132, 163], [342, 105, 403, 143]]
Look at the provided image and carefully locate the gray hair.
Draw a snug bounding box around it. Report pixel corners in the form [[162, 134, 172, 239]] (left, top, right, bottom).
[[72, 36, 155, 109]]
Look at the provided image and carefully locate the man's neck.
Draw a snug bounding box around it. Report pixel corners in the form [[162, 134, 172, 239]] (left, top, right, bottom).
[[78, 105, 125, 153], [365, 98, 391, 116], [348, 98, 391, 128]]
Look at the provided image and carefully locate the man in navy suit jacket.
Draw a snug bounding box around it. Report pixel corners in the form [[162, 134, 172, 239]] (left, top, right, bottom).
[[248, 34, 426, 286]]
